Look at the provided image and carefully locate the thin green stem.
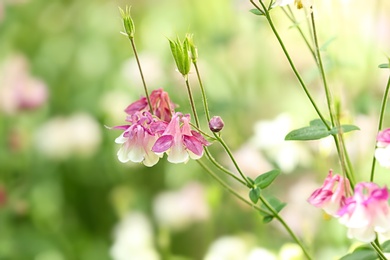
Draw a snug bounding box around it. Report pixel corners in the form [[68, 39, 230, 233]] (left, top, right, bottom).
[[215, 135, 252, 187], [309, 8, 334, 127], [310, 8, 355, 184], [371, 240, 387, 260], [259, 196, 313, 259], [282, 7, 316, 61], [129, 38, 153, 113], [185, 77, 201, 128], [204, 148, 247, 186], [193, 62, 211, 122], [197, 160, 270, 215], [370, 75, 390, 182], [249, 0, 330, 130]]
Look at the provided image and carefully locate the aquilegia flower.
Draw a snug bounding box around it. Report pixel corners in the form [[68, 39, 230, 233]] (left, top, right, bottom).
[[374, 128, 390, 168], [152, 112, 210, 163], [114, 111, 166, 167], [307, 170, 351, 217], [338, 182, 390, 243]]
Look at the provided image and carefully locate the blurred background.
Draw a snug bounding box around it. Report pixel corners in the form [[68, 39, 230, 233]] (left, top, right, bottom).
[[0, 0, 390, 259]]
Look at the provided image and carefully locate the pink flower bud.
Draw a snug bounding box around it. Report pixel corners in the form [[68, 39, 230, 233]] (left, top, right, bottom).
[[209, 116, 224, 133]]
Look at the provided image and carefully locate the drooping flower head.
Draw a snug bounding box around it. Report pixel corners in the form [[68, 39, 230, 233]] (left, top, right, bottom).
[[152, 112, 210, 163], [114, 111, 166, 167], [307, 170, 351, 216], [125, 88, 176, 122], [374, 128, 390, 168], [338, 182, 390, 242]]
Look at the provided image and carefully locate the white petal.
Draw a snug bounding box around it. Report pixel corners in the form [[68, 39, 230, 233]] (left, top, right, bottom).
[[115, 133, 127, 144], [167, 143, 188, 164], [117, 146, 130, 163]]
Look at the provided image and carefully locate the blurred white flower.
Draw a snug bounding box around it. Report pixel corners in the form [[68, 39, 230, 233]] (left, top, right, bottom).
[[153, 182, 209, 230], [204, 236, 248, 260], [278, 243, 303, 260], [0, 55, 48, 114], [34, 113, 101, 160], [251, 114, 311, 173], [247, 248, 277, 260], [100, 90, 135, 124], [121, 52, 164, 88], [110, 212, 160, 260]]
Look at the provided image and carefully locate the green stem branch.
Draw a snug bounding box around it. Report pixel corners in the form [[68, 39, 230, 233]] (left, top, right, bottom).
[[129, 38, 153, 113]]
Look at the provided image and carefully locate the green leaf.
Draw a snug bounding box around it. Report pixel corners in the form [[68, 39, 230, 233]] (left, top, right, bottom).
[[249, 9, 265, 16], [249, 187, 261, 204], [254, 169, 280, 189], [379, 63, 390, 69], [319, 36, 336, 51], [339, 246, 377, 260], [259, 196, 286, 223], [330, 125, 360, 135], [382, 240, 390, 252]]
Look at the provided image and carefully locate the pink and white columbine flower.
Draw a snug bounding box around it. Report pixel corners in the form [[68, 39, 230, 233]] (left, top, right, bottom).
[[307, 170, 351, 217], [338, 182, 390, 243], [375, 128, 390, 168], [125, 88, 175, 122], [152, 112, 210, 164], [114, 112, 166, 167]]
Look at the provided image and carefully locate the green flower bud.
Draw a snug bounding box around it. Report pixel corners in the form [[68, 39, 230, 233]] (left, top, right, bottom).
[[185, 34, 198, 63], [119, 6, 135, 38], [168, 36, 191, 76]]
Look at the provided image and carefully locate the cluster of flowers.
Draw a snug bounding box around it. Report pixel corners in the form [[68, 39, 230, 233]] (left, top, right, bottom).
[[308, 170, 390, 243], [111, 89, 210, 166]]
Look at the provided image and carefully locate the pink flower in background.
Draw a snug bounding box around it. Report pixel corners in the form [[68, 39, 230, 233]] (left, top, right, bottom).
[[114, 112, 165, 167], [152, 112, 210, 163], [125, 88, 175, 122], [338, 182, 390, 242], [0, 55, 48, 114], [375, 128, 390, 168], [307, 170, 351, 216]]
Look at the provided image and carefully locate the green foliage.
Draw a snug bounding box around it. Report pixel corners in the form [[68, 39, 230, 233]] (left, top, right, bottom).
[[249, 9, 265, 16], [259, 196, 286, 223], [254, 169, 280, 189], [285, 119, 359, 141]]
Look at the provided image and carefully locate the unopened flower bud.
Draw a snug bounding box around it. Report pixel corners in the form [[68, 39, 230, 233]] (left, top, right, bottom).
[[209, 116, 224, 133], [168, 36, 191, 76], [186, 34, 198, 63], [119, 6, 135, 38]]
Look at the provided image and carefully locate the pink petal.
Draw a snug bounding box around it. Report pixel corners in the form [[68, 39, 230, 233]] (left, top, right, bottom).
[[183, 135, 204, 156], [152, 135, 174, 153]]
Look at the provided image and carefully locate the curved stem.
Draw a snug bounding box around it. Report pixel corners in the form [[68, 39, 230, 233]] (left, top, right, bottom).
[[197, 160, 270, 215], [249, 0, 330, 130], [215, 135, 252, 187], [129, 38, 153, 113], [204, 148, 247, 186], [259, 196, 313, 259], [370, 75, 390, 182]]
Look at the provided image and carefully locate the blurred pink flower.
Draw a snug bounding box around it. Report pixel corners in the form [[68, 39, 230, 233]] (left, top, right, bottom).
[[152, 112, 210, 164], [375, 128, 390, 168], [307, 170, 351, 217], [0, 55, 48, 114], [153, 182, 209, 230], [376, 128, 390, 147], [338, 182, 390, 242], [114, 112, 165, 167]]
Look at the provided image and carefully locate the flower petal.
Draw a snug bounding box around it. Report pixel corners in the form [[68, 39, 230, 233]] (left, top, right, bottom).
[[152, 135, 174, 153]]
